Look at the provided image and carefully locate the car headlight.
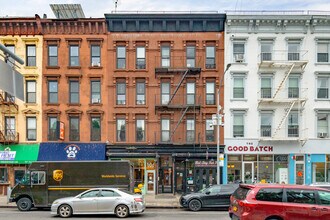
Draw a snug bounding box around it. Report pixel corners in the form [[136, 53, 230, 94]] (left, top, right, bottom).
[[52, 201, 59, 205]]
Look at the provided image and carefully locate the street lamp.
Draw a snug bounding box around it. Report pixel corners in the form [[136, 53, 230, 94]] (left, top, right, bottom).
[[216, 63, 231, 185]]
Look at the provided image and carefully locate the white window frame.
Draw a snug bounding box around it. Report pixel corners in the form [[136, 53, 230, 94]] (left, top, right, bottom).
[[233, 42, 245, 63], [233, 111, 245, 138], [287, 111, 299, 137], [260, 111, 273, 137], [316, 75, 330, 100], [260, 75, 273, 99], [316, 111, 330, 138], [232, 74, 245, 99], [288, 76, 300, 98], [316, 41, 330, 63]]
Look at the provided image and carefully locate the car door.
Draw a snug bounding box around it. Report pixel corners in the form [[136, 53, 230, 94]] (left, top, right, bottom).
[[316, 190, 330, 219], [202, 185, 221, 207], [218, 185, 235, 206], [284, 188, 319, 220], [72, 189, 99, 213], [97, 189, 122, 213]]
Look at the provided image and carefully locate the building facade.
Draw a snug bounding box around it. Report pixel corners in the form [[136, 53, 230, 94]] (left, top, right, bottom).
[[224, 11, 330, 185], [105, 13, 226, 194], [0, 16, 42, 195]]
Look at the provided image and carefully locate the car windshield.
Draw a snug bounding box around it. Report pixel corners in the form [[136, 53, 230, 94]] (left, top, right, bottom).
[[198, 186, 212, 193], [118, 189, 135, 195]]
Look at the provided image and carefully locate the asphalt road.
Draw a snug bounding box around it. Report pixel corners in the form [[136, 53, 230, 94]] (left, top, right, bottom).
[[0, 207, 231, 220]]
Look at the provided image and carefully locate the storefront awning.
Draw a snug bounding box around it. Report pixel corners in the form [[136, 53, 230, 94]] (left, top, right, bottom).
[[38, 143, 106, 161], [0, 144, 39, 164]]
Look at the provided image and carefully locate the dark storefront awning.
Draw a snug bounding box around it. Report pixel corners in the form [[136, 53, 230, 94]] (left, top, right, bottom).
[[38, 143, 106, 161], [0, 144, 39, 164]]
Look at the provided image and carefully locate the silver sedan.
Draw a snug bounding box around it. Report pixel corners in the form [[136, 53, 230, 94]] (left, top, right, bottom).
[[51, 188, 145, 218]]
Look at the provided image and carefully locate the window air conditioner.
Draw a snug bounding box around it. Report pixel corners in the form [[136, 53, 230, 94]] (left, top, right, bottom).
[[92, 98, 100, 104], [318, 132, 328, 138], [92, 62, 101, 67], [235, 54, 244, 62]]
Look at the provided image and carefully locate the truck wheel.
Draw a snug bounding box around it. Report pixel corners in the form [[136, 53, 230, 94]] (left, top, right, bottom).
[[17, 197, 32, 211], [188, 199, 202, 211], [115, 204, 129, 218], [58, 204, 72, 218]]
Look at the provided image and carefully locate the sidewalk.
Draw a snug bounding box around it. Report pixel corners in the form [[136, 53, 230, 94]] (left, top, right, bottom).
[[0, 194, 182, 209]]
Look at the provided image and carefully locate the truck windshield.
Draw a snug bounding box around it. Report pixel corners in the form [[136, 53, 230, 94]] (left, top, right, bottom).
[[19, 172, 30, 185]]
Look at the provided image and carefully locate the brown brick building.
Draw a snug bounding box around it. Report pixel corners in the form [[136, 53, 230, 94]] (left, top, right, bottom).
[[105, 13, 226, 194]]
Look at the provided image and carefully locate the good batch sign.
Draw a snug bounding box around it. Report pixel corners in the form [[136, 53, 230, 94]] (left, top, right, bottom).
[[227, 145, 274, 152]]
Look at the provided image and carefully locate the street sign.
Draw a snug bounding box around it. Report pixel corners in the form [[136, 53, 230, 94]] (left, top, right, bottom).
[[219, 153, 224, 167]]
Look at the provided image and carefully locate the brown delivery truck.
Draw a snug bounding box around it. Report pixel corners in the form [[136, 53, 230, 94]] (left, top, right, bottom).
[[8, 160, 134, 211]]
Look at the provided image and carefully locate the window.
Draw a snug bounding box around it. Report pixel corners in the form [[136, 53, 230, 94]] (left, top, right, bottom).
[[14, 170, 25, 184], [206, 82, 215, 105], [116, 82, 126, 105], [161, 45, 170, 67], [186, 46, 195, 67], [91, 80, 101, 104], [317, 43, 329, 63], [136, 81, 145, 105], [186, 119, 195, 142], [161, 118, 170, 142], [117, 46, 126, 69], [233, 112, 244, 137], [161, 82, 170, 105], [101, 190, 120, 197], [48, 116, 57, 141], [233, 42, 245, 62], [206, 119, 214, 142], [69, 117, 79, 141], [5, 116, 15, 140], [317, 76, 330, 99], [0, 168, 8, 183], [136, 47, 146, 69], [318, 190, 330, 205], [206, 46, 215, 69], [288, 42, 300, 61], [48, 45, 58, 66], [5, 45, 15, 66], [26, 117, 36, 141], [117, 118, 126, 142], [91, 117, 101, 141], [261, 76, 272, 98], [260, 112, 272, 137], [26, 80, 36, 103], [286, 189, 316, 204], [317, 113, 329, 138], [31, 171, 46, 185], [81, 190, 99, 198], [69, 80, 79, 104], [260, 42, 273, 61], [48, 80, 58, 103], [136, 119, 145, 142], [91, 45, 101, 66], [26, 45, 36, 66], [233, 76, 245, 99], [256, 188, 283, 202], [186, 82, 195, 105], [69, 45, 79, 66], [288, 77, 299, 98], [288, 112, 299, 137]]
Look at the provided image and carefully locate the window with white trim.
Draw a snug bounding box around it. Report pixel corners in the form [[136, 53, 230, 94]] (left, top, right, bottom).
[[233, 75, 245, 99], [288, 76, 300, 98], [317, 75, 330, 99], [317, 42, 329, 63], [288, 42, 300, 61], [261, 76, 272, 98], [233, 112, 244, 137], [186, 118, 195, 142], [288, 111, 299, 137], [260, 42, 273, 61], [186, 82, 195, 105], [317, 112, 329, 138], [260, 112, 272, 137], [206, 82, 215, 105], [233, 42, 245, 63]]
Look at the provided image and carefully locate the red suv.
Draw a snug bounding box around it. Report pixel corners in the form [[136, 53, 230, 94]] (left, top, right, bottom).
[[229, 184, 330, 220]]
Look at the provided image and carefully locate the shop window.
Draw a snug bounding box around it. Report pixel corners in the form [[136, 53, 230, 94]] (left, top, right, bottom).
[[0, 168, 8, 183], [313, 162, 326, 183], [258, 155, 274, 183], [274, 155, 288, 184]]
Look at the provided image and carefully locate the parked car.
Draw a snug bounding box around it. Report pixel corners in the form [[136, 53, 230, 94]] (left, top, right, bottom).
[[310, 182, 330, 190], [180, 184, 238, 211], [229, 184, 330, 220], [51, 188, 145, 218]]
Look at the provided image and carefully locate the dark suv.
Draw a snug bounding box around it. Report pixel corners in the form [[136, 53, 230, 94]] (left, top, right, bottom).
[[229, 184, 330, 220]]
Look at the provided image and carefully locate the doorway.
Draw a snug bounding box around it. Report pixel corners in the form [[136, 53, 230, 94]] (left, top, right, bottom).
[[146, 170, 155, 193], [243, 162, 254, 184], [159, 168, 173, 193]]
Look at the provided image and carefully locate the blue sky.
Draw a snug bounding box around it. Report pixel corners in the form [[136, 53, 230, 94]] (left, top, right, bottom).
[[0, 0, 330, 18]]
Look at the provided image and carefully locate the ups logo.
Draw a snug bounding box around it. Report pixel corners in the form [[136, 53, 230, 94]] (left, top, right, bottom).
[[53, 170, 63, 182]]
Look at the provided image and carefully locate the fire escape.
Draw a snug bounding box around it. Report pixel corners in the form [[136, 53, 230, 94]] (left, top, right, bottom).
[[0, 92, 19, 144], [155, 57, 201, 145], [258, 50, 308, 145]]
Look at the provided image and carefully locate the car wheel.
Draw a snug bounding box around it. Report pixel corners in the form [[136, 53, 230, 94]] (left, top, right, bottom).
[[188, 199, 202, 211], [17, 197, 32, 211], [115, 204, 129, 218], [58, 204, 72, 218]]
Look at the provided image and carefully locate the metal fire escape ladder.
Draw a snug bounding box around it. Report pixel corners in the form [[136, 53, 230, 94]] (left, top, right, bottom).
[[273, 63, 295, 99], [168, 69, 189, 105], [170, 106, 190, 141], [273, 101, 296, 137]]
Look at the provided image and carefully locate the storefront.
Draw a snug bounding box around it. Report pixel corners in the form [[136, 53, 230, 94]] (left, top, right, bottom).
[[38, 142, 106, 161], [0, 144, 39, 195]]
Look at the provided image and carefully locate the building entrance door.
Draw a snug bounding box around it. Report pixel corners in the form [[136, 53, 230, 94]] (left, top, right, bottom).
[[243, 162, 254, 184], [295, 162, 305, 185], [159, 168, 173, 193], [146, 170, 155, 193]]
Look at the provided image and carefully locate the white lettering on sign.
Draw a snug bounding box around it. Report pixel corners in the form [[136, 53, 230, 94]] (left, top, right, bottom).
[[227, 146, 274, 152]]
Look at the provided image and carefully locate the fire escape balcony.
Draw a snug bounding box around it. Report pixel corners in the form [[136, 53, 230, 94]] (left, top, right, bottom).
[[154, 56, 202, 75], [155, 94, 201, 111], [258, 88, 308, 106], [0, 130, 19, 144], [153, 131, 201, 145], [0, 92, 18, 111], [258, 50, 308, 70]]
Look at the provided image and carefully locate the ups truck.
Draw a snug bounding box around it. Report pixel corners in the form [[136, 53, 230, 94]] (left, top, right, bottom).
[[9, 160, 134, 211]]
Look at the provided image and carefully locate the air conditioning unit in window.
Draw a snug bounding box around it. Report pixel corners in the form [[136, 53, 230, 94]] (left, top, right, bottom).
[[318, 132, 328, 138], [235, 54, 244, 63], [92, 62, 101, 67], [92, 98, 100, 104]]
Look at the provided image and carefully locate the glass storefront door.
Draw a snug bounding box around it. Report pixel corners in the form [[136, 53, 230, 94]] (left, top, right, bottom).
[[159, 168, 173, 193], [243, 162, 254, 184], [146, 170, 155, 193], [295, 162, 305, 185]]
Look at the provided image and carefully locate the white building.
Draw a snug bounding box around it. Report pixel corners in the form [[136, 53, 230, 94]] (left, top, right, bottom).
[[224, 11, 330, 185]]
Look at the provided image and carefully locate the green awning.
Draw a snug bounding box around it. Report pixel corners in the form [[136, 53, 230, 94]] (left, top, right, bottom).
[[0, 144, 39, 164]]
